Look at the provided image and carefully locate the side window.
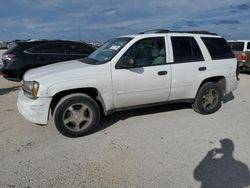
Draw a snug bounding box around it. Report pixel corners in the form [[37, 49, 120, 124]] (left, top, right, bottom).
[[201, 37, 234, 60], [41, 43, 65, 54], [171, 36, 204, 63], [67, 43, 93, 54], [190, 38, 204, 62], [119, 37, 166, 67], [247, 42, 250, 50]]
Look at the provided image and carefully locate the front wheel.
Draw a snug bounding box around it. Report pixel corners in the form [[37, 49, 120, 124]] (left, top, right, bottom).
[[193, 82, 222, 115], [53, 93, 100, 137]]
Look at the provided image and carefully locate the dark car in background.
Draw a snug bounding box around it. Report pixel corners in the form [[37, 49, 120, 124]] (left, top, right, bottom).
[[0, 40, 96, 81], [228, 40, 250, 72]]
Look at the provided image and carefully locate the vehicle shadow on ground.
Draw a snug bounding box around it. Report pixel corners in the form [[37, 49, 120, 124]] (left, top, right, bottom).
[[0, 86, 20, 96], [240, 71, 250, 75], [223, 92, 234, 103], [194, 138, 250, 188], [95, 103, 191, 133]]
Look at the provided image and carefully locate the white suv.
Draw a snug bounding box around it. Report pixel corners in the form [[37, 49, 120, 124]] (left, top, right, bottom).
[[17, 30, 239, 137]]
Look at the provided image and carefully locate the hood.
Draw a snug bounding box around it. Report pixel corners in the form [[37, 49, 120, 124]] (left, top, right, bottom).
[[23, 59, 109, 83]]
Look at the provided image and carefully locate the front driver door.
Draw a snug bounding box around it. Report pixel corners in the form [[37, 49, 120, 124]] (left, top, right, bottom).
[[112, 37, 171, 108]]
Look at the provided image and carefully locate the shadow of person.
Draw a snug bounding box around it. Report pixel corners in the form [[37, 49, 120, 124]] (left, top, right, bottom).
[[194, 139, 250, 188]]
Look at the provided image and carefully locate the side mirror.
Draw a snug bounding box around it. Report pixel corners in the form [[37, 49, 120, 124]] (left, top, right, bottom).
[[116, 56, 135, 69]]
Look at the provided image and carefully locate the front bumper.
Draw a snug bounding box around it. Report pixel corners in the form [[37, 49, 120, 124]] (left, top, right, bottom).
[[17, 91, 52, 125]]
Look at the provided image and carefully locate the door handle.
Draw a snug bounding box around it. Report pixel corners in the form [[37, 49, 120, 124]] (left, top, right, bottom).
[[158, 71, 168, 75], [199, 67, 207, 71]]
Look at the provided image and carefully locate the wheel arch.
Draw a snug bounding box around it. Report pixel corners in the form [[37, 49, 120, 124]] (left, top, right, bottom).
[[50, 87, 106, 116], [196, 76, 226, 97]]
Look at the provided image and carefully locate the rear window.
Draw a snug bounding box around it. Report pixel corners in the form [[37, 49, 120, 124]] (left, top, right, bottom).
[[5, 42, 27, 54], [171, 36, 204, 63], [8, 42, 17, 50], [202, 37, 234, 60], [228, 42, 244, 51]]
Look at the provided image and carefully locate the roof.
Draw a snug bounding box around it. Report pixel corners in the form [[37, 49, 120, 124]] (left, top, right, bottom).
[[15, 39, 89, 44], [119, 29, 220, 39], [227, 40, 250, 42]]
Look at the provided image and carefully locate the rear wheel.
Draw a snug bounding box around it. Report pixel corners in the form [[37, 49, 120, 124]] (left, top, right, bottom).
[[53, 93, 100, 137], [193, 82, 222, 114]]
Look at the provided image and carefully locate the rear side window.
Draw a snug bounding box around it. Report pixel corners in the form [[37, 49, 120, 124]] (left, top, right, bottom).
[[67, 43, 94, 55], [228, 42, 244, 51], [27, 43, 65, 54], [171, 36, 204, 63], [202, 37, 234, 60], [26, 44, 43, 53], [41, 43, 65, 54], [247, 42, 250, 50]]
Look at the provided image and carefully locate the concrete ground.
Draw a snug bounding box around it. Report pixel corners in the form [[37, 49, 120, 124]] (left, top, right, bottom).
[[0, 74, 250, 188], [0, 49, 6, 65], [0, 49, 6, 55]]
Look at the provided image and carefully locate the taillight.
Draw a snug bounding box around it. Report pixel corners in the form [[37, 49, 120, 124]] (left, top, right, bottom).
[[241, 52, 247, 63], [2, 54, 15, 61], [0, 72, 8, 77]]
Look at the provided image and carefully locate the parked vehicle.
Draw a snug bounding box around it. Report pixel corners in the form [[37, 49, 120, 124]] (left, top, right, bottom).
[[0, 40, 96, 81], [0, 41, 8, 49], [17, 30, 239, 137], [228, 40, 250, 71]]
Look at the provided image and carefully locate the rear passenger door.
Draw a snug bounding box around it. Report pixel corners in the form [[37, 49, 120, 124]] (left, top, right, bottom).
[[38, 42, 68, 65], [168, 36, 206, 100]]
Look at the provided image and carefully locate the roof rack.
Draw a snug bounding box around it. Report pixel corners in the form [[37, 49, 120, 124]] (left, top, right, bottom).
[[139, 29, 218, 36], [139, 29, 170, 34], [170, 31, 218, 35]]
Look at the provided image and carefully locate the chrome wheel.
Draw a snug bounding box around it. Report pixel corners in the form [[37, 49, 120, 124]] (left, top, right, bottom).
[[201, 89, 219, 111], [62, 103, 93, 132]]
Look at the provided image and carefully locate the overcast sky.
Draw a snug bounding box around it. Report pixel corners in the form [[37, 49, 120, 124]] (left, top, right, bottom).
[[0, 0, 249, 42]]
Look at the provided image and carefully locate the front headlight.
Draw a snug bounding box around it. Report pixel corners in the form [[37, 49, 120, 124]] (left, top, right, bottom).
[[22, 81, 39, 99]]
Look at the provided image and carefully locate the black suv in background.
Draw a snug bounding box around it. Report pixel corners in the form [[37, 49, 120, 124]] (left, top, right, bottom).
[[0, 40, 96, 81]]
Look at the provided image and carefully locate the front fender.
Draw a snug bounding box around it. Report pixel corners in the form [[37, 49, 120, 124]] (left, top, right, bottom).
[[38, 78, 114, 113]]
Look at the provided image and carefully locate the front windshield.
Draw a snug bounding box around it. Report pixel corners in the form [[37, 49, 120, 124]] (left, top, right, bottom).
[[85, 37, 132, 64]]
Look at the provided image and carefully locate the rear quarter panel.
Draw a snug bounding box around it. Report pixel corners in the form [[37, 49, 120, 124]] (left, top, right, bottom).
[[233, 51, 242, 62]]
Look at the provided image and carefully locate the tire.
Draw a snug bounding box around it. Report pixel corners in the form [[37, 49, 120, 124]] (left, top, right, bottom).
[[53, 93, 100, 137], [193, 82, 222, 115]]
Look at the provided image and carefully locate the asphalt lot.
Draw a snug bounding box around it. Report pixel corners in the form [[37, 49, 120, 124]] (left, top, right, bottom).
[[0, 73, 250, 188]]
